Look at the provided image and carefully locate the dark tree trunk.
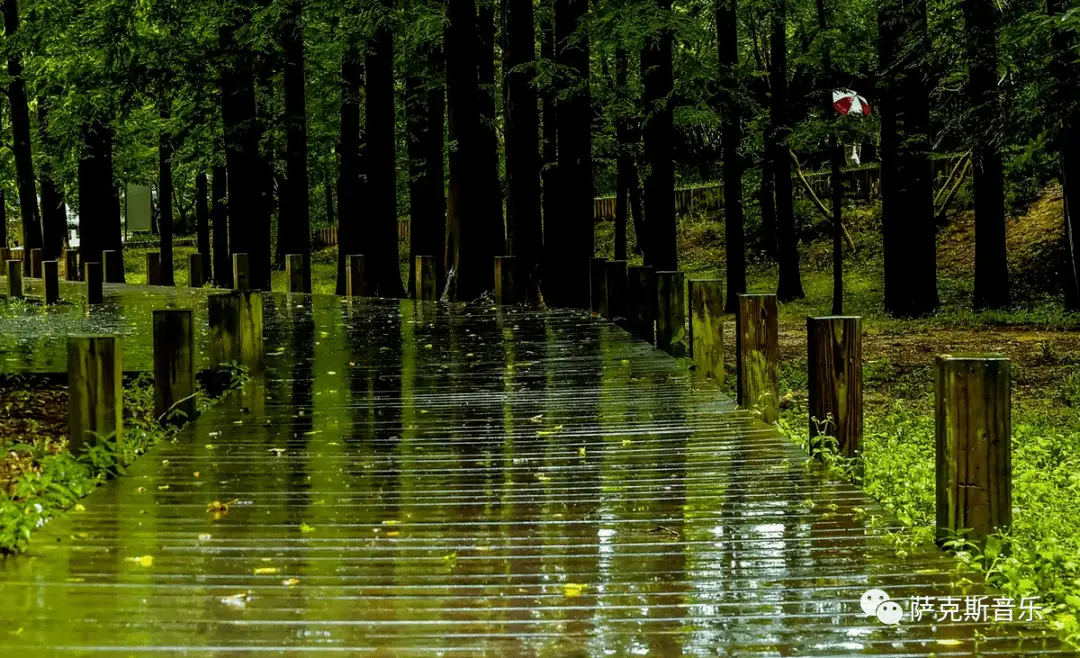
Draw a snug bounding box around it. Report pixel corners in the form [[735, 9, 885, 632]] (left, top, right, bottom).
[[325, 184, 335, 226], [878, 0, 939, 316], [3, 0, 40, 273], [283, 0, 311, 292], [196, 171, 211, 279], [540, 1, 559, 270], [759, 152, 776, 255], [477, 2, 505, 257], [547, 0, 593, 307], [717, 0, 746, 313], [642, 1, 676, 271], [503, 0, 542, 300], [38, 102, 65, 262], [614, 47, 636, 262], [211, 164, 231, 287], [0, 190, 7, 247], [336, 46, 363, 295], [815, 0, 843, 314], [78, 119, 121, 277], [1050, 0, 1080, 309], [406, 43, 447, 299], [159, 112, 175, 286], [366, 0, 406, 298], [769, 0, 803, 301], [964, 0, 1008, 309], [425, 51, 447, 295]]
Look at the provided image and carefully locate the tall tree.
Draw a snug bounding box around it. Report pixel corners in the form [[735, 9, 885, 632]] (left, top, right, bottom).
[[282, 0, 312, 292], [1050, 0, 1080, 309], [540, 1, 558, 271], [335, 45, 363, 295], [769, 0, 804, 301], [211, 164, 231, 288], [77, 119, 121, 277], [963, 0, 1009, 309], [815, 0, 843, 314], [37, 101, 65, 262], [3, 0, 41, 274], [0, 191, 7, 248], [503, 0, 542, 299], [717, 0, 746, 312], [196, 171, 211, 281], [476, 1, 505, 256], [159, 107, 175, 286], [642, 0, 676, 271]]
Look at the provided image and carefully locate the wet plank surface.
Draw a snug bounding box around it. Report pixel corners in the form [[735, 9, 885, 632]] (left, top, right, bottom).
[[0, 291, 1070, 655]]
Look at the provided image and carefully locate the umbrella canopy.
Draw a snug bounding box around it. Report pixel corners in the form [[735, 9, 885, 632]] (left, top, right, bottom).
[[832, 89, 871, 116]]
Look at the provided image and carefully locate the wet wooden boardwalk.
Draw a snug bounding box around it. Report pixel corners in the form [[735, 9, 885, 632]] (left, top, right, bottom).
[[0, 291, 1070, 655]]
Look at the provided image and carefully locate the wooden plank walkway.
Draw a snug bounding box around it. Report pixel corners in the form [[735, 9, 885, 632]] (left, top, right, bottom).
[[0, 292, 1070, 655]]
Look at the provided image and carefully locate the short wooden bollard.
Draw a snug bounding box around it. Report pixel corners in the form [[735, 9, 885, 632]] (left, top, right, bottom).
[[628, 265, 657, 343], [67, 335, 122, 456], [232, 253, 251, 291], [494, 256, 521, 305], [146, 252, 162, 286], [0, 247, 10, 263], [208, 291, 264, 372], [43, 260, 59, 304], [605, 260, 629, 322], [935, 354, 1011, 545], [346, 254, 366, 297], [588, 257, 608, 315], [286, 254, 306, 293], [103, 249, 123, 283], [188, 253, 205, 288], [153, 310, 196, 425], [736, 293, 779, 423], [415, 255, 436, 301], [688, 279, 724, 384], [656, 271, 686, 357], [807, 316, 862, 459], [29, 248, 42, 278], [7, 260, 23, 299], [85, 262, 103, 304], [65, 250, 79, 281]]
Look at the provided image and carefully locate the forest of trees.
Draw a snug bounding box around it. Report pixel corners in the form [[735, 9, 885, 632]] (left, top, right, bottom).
[[0, 0, 1077, 315]]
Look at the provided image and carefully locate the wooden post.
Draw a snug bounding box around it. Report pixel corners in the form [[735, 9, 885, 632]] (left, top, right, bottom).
[[736, 294, 779, 423], [65, 250, 79, 281], [935, 354, 1011, 545], [494, 256, 521, 305], [807, 316, 862, 460], [208, 291, 264, 372], [285, 254, 305, 293], [604, 260, 629, 322], [589, 257, 608, 315], [7, 260, 23, 299], [627, 265, 657, 344], [0, 247, 10, 263], [146, 252, 162, 286], [688, 279, 724, 384], [85, 262, 103, 304], [153, 310, 196, 425], [29, 248, 42, 278], [415, 255, 436, 301], [43, 260, 59, 304], [656, 271, 686, 357], [103, 249, 123, 283], [346, 254, 366, 297], [67, 335, 122, 456], [232, 253, 250, 291], [188, 253, 205, 288]]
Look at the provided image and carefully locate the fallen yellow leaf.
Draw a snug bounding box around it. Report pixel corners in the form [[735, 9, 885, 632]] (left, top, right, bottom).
[[254, 567, 280, 575], [563, 583, 586, 598], [282, 578, 301, 587]]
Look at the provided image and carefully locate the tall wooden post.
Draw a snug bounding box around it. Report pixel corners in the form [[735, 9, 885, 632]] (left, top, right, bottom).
[[605, 260, 629, 322], [43, 260, 59, 304], [232, 253, 251, 291], [656, 271, 686, 357], [935, 354, 1011, 545], [188, 253, 205, 288], [286, 254, 305, 293], [808, 316, 863, 460], [146, 252, 162, 286], [153, 310, 196, 425], [85, 262, 103, 304], [6, 260, 23, 299], [628, 265, 657, 344], [688, 279, 724, 383], [736, 294, 779, 423], [346, 254, 366, 297], [415, 255, 436, 301], [65, 250, 79, 281], [589, 257, 608, 315], [67, 335, 122, 456], [103, 249, 124, 283], [208, 291, 264, 372], [495, 256, 521, 305], [29, 248, 42, 278]]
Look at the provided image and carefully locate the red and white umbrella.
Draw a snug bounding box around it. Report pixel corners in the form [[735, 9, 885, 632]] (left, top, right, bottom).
[[832, 89, 871, 116]]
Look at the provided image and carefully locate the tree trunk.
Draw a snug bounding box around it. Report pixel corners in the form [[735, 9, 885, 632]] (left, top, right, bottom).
[[196, 171, 211, 280], [211, 164, 231, 287], [770, 0, 804, 301], [366, 0, 406, 298], [964, 0, 1009, 309], [477, 2, 505, 257], [159, 112, 175, 286], [38, 102, 65, 262], [547, 0, 593, 307], [283, 0, 311, 292], [336, 46, 363, 295], [78, 119, 121, 277], [717, 0, 747, 312], [614, 47, 632, 262], [406, 41, 447, 299], [1050, 0, 1080, 310], [0, 190, 7, 247], [503, 0, 542, 300], [815, 0, 843, 314], [3, 0, 40, 274], [540, 3, 559, 272], [325, 184, 335, 226], [642, 1, 676, 272]]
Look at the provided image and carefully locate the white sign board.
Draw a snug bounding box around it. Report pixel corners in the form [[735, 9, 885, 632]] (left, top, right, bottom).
[[126, 184, 152, 232]]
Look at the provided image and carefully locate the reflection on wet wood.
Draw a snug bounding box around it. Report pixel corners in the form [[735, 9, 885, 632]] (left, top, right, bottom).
[[736, 293, 779, 423]]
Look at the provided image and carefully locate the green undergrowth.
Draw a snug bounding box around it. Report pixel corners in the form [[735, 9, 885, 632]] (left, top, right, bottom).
[[0, 364, 249, 554]]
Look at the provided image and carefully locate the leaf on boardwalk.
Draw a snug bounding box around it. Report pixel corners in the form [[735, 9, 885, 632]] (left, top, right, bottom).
[[529, 414, 543, 423], [254, 567, 280, 575], [220, 592, 251, 608], [282, 578, 301, 587], [563, 583, 586, 598], [126, 555, 153, 567], [299, 522, 316, 534], [382, 519, 400, 526]]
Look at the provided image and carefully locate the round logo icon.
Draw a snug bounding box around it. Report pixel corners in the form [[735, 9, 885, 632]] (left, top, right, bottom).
[[861, 589, 903, 625]]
